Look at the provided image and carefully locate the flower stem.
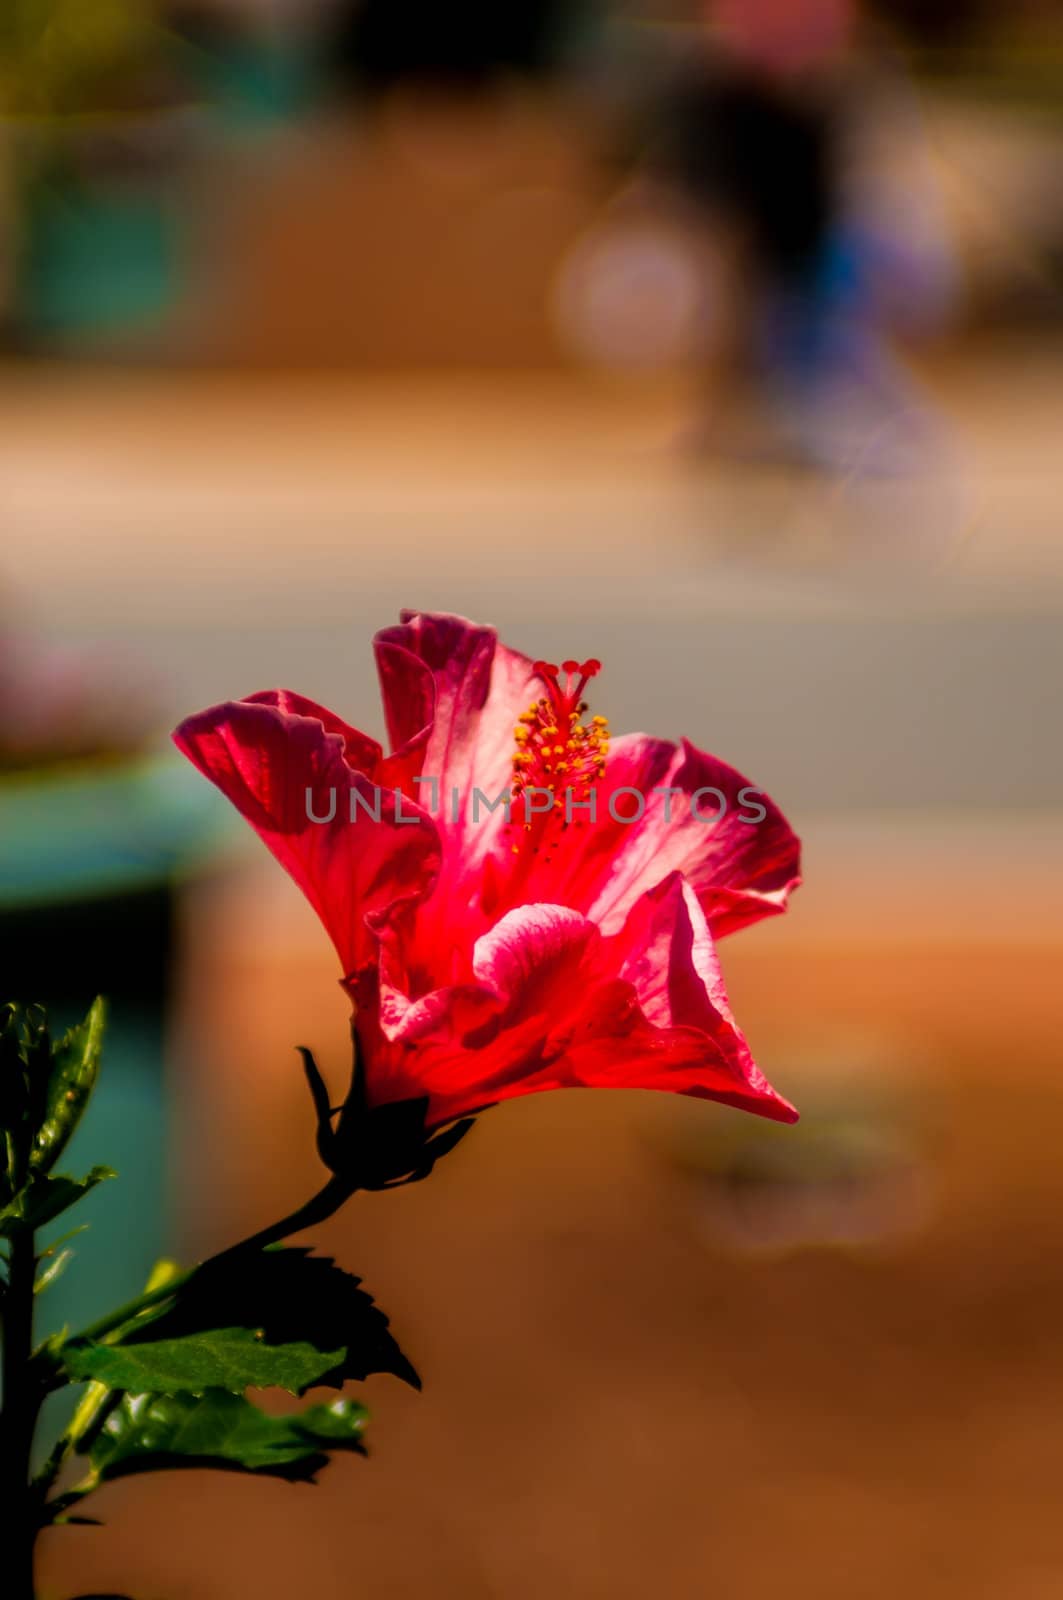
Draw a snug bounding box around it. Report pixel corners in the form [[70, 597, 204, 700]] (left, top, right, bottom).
[[1, 1223, 43, 1599]]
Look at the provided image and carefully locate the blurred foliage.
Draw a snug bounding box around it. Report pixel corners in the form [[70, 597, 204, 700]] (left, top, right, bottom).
[[0, 998, 108, 1217], [913, 42, 1063, 118], [1, 999, 422, 1588], [0, 0, 175, 121]]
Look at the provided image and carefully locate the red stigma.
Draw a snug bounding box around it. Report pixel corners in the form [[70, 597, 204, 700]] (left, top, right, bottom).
[[533, 656, 601, 720]]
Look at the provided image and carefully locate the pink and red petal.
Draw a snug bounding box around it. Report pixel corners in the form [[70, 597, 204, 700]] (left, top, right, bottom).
[[173, 698, 440, 976], [358, 890, 794, 1126], [374, 610, 539, 856], [480, 731, 800, 939], [563, 732, 797, 934], [666, 739, 801, 936], [610, 874, 796, 1120], [581, 735, 800, 937], [243, 689, 383, 775]]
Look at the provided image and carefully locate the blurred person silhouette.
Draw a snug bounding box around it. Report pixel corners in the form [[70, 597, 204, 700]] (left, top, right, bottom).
[[647, 0, 955, 472]]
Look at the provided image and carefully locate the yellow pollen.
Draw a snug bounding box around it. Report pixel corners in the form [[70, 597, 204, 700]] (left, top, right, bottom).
[[508, 668, 610, 856]]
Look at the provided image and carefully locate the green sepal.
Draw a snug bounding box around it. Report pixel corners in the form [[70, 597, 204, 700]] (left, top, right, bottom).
[[86, 1390, 367, 1483]]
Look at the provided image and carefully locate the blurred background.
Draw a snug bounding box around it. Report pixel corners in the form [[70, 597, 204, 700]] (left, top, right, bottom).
[[1, 0, 1062, 1595]]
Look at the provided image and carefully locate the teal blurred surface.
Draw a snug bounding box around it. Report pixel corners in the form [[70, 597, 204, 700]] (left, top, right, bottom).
[[0, 754, 231, 912]]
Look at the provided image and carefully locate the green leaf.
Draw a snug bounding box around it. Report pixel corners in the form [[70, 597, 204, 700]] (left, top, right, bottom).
[[63, 1246, 419, 1394], [32, 997, 107, 1175], [0, 1165, 115, 1238], [64, 1328, 347, 1396], [2, 999, 108, 1210], [88, 1390, 367, 1483]]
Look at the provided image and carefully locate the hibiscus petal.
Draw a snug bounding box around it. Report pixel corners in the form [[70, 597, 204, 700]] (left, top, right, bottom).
[[173, 698, 440, 975], [365, 895, 794, 1126], [371, 635, 435, 780], [561, 734, 800, 937], [665, 738, 802, 937], [484, 733, 800, 940], [244, 689, 383, 773], [610, 874, 797, 1120], [473, 903, 602, 1007], [374, 610, 539, 857], [373, 916, 501, 1046]]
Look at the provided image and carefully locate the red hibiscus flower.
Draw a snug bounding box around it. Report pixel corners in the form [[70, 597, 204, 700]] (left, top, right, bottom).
[[174, 611, 801, 1134]]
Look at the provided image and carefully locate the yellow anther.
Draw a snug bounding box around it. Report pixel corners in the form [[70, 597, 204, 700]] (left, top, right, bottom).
[[510, 672, 609, 849]]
